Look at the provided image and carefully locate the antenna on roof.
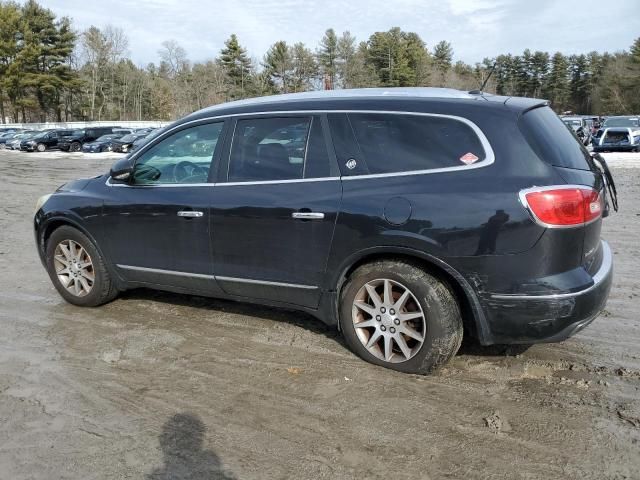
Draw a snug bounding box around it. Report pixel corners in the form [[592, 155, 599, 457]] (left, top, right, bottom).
[[469, 62, 497, 95]]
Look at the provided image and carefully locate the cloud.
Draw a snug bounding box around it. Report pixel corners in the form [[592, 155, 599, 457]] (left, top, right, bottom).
[[42, 0, 640, 66]]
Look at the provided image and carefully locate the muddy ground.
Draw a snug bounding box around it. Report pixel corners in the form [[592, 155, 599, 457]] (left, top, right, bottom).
[[0, 149, 638, 480]]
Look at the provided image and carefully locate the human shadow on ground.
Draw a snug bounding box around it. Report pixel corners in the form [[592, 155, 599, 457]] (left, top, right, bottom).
[[147, 413, 236, 480]]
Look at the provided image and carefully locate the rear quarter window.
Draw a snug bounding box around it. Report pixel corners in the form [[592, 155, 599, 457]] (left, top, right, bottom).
[[519, 106, 594, 171], [346, 113, 487, 174]]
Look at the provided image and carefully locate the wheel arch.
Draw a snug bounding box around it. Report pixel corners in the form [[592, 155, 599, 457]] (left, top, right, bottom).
[[330, 247, 492, 344], [37, 215, 122, 284]]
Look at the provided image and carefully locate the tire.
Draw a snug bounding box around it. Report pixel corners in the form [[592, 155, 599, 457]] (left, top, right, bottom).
[[339, 259, 463, 374], [70, 141, 81, 152], [36, 143, 46, 152], [45, 225, 118, 307]]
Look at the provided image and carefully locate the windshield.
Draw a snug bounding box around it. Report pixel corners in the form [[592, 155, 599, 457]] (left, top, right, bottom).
[[603, 117, 639, 128]]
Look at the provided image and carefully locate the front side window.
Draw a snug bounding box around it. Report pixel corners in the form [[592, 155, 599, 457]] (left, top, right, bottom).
[[347, 113, 487, 174], [132, 122, 223, 185], [228, 117, 312, 182]]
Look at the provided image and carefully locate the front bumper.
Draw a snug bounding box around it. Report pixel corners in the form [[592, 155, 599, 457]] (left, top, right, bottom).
[[480, 240, 613, 344]]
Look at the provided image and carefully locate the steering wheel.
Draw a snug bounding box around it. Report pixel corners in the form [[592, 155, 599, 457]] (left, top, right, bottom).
[[172, 161, 208, 183]]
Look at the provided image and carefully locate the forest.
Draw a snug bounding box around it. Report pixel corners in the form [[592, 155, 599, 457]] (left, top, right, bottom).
[[0, 0, 639, 123]]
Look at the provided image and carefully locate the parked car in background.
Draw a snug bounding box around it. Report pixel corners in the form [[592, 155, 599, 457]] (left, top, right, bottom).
[[34, 88, 615, 374], [6, 131, 40, 150], [602, 116, 640, 129], [82, 133, 127, 153], [129, 128, 163, 153], [21, 129, 75, 152], [0, 130, 26, 149], [58, 127, 120, 152], [593, 127, 640, 152], [561, 116, 592, 146], [111, 131, 152, 153]]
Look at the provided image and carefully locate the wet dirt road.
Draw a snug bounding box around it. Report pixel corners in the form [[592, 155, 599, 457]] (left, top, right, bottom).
[[0, 150, 639, 480]]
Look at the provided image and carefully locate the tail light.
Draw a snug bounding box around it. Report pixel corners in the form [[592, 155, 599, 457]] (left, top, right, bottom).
[[520, 186, 603, 227]]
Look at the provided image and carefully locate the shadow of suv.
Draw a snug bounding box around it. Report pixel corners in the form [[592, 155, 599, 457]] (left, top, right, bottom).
[[33, 88, 616, 374]]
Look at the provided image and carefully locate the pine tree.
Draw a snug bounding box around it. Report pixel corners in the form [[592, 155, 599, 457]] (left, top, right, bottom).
[[290, 42, 317, 92], [544, 52, 570, 112], [432, 40, 453, 86], [264, 41, 293, 93], [219, 34, 252, 99], [317, 28, 338, 89]]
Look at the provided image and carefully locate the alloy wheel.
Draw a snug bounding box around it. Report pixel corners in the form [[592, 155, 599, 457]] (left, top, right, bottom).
[[352, 278, 426, 363], [53, 239, 95, 297]]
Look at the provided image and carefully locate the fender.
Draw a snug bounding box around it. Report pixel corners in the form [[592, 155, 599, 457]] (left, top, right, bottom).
[[325, 245, 492, 344], [35, 212, 125, 289]]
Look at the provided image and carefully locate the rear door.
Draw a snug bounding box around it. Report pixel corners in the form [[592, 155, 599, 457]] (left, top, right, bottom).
[[211, 114, 341, 308]]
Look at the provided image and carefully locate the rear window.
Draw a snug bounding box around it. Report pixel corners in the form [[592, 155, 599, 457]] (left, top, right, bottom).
[[346, 113, 487, 174], [520, 106, 593, 171]]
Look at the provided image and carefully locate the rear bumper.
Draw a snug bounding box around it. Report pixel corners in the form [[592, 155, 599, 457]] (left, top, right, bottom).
[[593, 144, 637, 152], [480, 240, 613, 344]]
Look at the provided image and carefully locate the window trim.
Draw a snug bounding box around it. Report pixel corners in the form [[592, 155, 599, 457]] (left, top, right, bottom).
[[106, 110, 494, 188]]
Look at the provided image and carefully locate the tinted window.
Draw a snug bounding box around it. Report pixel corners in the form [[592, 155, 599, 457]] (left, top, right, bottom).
[[347, 113, 487, 174], [132, 122, 223, 185], [520, 106, 593, 171], [228, 117, 311, 182]]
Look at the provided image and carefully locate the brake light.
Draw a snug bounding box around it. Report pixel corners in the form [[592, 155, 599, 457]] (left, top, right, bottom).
[[521, 186, 603, 227]]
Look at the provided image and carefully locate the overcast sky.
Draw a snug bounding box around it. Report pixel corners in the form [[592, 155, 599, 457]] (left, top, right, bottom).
[[43, 0, 639, 65]]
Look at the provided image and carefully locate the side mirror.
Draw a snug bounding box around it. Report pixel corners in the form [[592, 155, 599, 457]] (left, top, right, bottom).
[[109, 156, 134, 182]]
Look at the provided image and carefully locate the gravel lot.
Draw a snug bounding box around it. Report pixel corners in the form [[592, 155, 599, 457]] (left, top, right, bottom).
[[1, 149, 639, 480]]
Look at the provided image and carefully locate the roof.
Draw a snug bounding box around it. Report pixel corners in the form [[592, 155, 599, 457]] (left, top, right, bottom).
[[182, 87, 548, 123], [200, 87, 477, 115]]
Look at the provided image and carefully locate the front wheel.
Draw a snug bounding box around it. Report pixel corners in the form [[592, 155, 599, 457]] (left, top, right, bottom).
[[339, 260, 463, 374], [36, 143, 46, 152], [45, 226, 118, 307], [70, 142, 81, 152]]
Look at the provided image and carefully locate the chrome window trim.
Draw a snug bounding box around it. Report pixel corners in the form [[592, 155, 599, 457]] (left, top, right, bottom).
[[518, 184, 603, 229], [116, 264, 317, 290], [491, 240, 612, 300], [105, 109, 495, 188]]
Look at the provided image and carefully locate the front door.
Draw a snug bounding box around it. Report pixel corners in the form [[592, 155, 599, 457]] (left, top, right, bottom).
[[211, 114, 342, 308], [102, 120, 226, 293]]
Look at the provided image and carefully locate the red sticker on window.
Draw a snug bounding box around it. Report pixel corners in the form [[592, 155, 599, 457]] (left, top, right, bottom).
[[460, 152, 479, 164]]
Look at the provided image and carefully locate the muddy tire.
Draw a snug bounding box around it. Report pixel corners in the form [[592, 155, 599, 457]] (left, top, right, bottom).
[[339, 259, 463, 374], [45, 226, 118, 307], [70, 141, 81, 152]]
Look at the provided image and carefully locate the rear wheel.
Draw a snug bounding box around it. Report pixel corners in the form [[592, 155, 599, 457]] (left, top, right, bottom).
[[45, 226, 118, 307], [70, 141, 81, 152], [339, 259, 463, 374]]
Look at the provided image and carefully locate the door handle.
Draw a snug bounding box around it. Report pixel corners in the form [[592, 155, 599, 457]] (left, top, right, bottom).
[[292, 211, 325, 220], [177, 210, 204, 218]]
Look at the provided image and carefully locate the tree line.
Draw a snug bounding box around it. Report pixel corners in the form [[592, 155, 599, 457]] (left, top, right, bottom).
[[1, 0, 638, 124]]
